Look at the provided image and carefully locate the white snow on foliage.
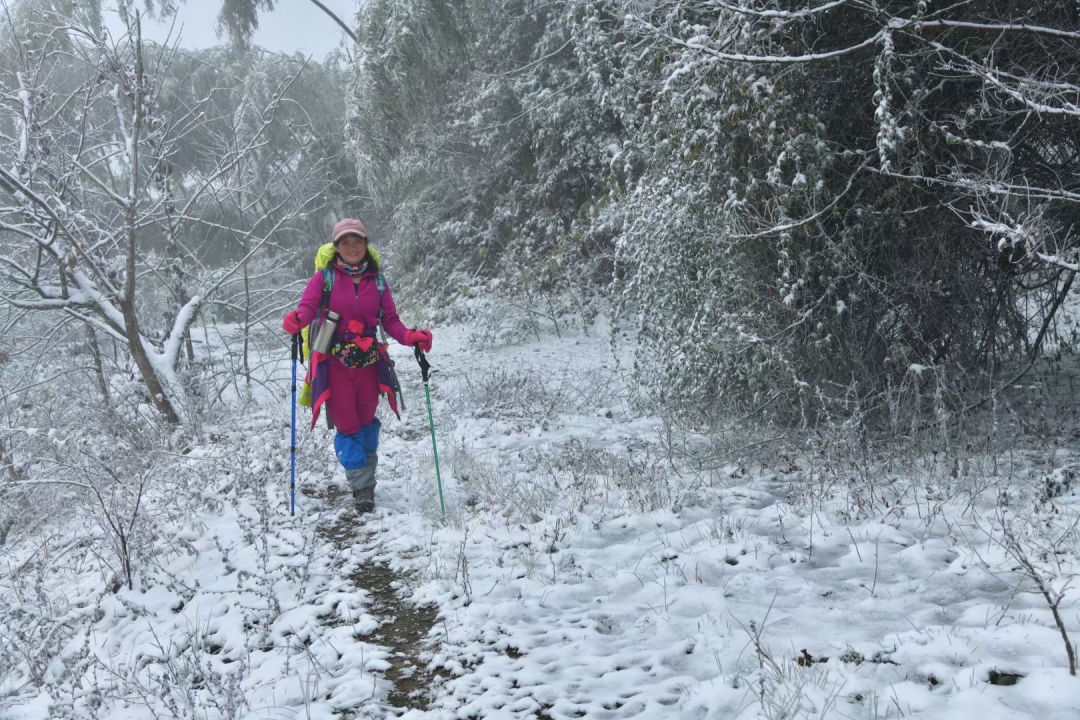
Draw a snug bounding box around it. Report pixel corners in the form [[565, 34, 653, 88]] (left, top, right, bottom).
[[2, 318, 1079, 719]]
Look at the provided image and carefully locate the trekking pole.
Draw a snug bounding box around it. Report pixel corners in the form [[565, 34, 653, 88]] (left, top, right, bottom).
[[290, 332, 303, 516], [414, 347, 445, 519]]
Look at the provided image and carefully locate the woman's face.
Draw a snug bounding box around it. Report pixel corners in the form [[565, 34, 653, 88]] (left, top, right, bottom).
[[336, 233, 367, 265]]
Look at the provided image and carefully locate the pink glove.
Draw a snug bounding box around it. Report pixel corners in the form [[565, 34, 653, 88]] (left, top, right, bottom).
[[282, 310, 305, 335], [405, 328, 433, 352]]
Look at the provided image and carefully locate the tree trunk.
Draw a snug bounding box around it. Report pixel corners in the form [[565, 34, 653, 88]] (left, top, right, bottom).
[[0, 438, 22, 484], [86, 325, 113, 412], [123, 15, 181, 425], [243, 235, 252, 386], [125, 311, 181, 423]]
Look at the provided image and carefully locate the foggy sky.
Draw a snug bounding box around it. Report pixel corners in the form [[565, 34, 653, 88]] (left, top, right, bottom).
[[104, 0, 358, 60]]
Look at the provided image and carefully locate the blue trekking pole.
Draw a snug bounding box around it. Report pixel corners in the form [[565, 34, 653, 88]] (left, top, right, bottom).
[[290, 332, 304, 516], [414, 347, 445, 519]]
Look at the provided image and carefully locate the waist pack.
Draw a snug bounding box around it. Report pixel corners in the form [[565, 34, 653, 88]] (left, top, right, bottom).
[[332, 322, 380, 368]]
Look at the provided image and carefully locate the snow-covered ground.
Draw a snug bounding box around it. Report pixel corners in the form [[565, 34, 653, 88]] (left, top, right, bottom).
[[3, 315, 1079, 719]]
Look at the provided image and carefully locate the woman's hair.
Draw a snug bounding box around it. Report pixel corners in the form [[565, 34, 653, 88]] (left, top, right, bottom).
[[332, 248, 379, 272]]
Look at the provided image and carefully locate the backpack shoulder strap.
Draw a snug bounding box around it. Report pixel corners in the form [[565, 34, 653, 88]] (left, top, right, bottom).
[[375, 273, 386, 322], [321, 267, 334, 311]]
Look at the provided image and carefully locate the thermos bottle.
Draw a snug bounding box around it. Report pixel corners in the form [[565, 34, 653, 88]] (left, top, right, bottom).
[[312, 310, 340, 353]]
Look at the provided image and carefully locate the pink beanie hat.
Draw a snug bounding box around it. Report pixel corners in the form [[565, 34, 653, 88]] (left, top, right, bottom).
[[332, 218, 368, 244]]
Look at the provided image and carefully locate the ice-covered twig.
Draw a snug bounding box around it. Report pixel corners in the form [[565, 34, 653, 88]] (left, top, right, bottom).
[[1001, 523, 1077, 676]]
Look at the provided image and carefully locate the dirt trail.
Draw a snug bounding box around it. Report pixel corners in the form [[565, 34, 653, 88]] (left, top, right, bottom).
[[308, 484, 442, 714]]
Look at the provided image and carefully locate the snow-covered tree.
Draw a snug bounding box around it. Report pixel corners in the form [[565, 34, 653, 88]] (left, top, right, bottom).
[[0, 7, 323, 423]]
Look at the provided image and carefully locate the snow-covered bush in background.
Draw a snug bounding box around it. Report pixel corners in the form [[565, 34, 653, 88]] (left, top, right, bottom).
[[594, 0, 1078, 423], [341, 0, 1079, 427]]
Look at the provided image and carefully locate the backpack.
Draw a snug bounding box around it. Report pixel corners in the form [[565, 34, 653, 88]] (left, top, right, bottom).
[[299, 242, 386, 409]]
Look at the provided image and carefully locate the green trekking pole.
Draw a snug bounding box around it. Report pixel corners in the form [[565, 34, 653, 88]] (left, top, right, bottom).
[[414, 347, 445, 519]]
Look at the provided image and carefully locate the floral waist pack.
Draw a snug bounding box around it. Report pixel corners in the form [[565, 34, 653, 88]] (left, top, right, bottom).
[[331, 319, 381, 368]]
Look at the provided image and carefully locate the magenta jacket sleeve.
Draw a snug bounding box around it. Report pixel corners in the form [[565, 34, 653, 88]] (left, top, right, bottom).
[[295, 272, 324, 327], [379, 282, 411, 345]]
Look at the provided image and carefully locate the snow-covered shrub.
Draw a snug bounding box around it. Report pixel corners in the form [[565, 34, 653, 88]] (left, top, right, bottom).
[[448, 364, 618, 429], [543, 439, 675, 514], [739, 620, 846, 720], [453, 433, 678, 528]]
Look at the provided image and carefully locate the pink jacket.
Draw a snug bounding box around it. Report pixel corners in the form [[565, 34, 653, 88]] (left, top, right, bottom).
[[295, 266, 410, 344]]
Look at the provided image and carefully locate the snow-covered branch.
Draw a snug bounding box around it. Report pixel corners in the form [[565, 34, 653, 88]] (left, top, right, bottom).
[[0, 165, 121, 296], [870, 167, 1080, 205], [915, 19, 1080, 41], [1035, 253, 1080, 273], [969, 212, 1079, 273], [631, 15, 883, 63], [710, 0, 851, 20]]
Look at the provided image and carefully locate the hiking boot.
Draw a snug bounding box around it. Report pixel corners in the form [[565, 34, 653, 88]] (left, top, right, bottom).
[[354, 487, 375, 514]]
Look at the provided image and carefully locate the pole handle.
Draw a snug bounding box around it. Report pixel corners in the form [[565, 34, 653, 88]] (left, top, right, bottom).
[[414, 345, 432, 383], [291, 334, 304, 367]]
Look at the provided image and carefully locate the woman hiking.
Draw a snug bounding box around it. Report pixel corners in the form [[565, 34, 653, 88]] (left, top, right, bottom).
[[283, 218, 433, 513]]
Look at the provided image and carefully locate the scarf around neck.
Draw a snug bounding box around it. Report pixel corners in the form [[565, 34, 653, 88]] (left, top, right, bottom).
[[335, 259, 368, 277]]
